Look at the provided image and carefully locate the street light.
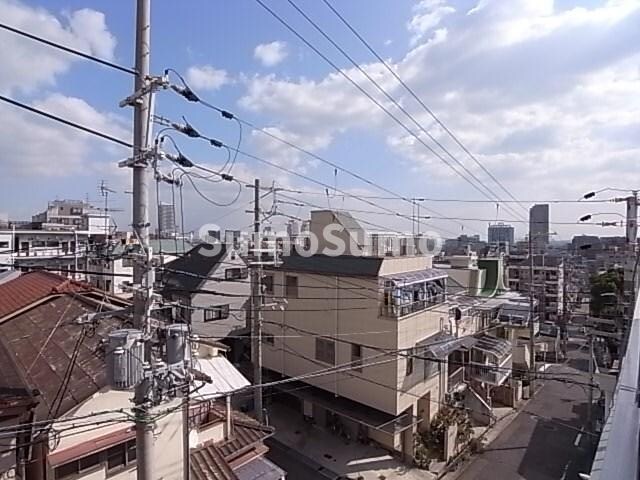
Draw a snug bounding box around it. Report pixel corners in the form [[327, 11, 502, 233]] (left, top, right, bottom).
[[581, 187, 637, 200]]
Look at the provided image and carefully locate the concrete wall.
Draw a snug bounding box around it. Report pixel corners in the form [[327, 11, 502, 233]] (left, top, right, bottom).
[[263, 264, 446, 418], [189, 248, 250, 338], [51, 392, 183, 480]]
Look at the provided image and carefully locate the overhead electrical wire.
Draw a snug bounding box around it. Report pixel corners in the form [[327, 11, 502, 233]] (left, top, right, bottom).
[[154, 115, 463, 237], [164, 73, 485, 235], [0, 22, 138, 76], [0, 95, 133, 148], [253, 0, 527, 223], [319, 0, 528, 215]]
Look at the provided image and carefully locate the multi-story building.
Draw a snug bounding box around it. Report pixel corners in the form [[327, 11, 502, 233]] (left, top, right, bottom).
[[32, 199, 110, 234], [529, 204, 549, 253], [85, 238, 193, 296], [262, 252, 448, 459], [506, 255, 564, 323], [158, 202, 176, 238], [488, 222, 515, 250], [443, 234, 488, 256], [0, 229, 99, 275]]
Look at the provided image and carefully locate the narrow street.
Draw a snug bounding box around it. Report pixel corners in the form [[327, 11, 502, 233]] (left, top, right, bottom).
[[265, 438, 341, 480], [455, 336, 598, 480]]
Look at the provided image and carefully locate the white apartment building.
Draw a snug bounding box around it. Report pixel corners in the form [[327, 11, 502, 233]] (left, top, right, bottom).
[[262, 252, 449, 458], [0, 229, 96, 275]]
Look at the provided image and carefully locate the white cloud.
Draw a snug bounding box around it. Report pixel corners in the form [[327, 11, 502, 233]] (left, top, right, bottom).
[[0, 0, 116, 94], [185, 65, 230, 91], [236, 0, 640, 238], [253, 41, 289, 67], [407, 0, 456, 45], [0, 93, 129, 177]]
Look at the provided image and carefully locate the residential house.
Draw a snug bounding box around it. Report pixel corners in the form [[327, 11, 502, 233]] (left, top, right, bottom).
[[85, 238, 194, 296], [0, 271, 278, 480], [161, 243, 250, 361]]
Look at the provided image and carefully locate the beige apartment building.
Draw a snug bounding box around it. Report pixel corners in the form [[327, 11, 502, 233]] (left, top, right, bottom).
[[262, 252, 450, 457]]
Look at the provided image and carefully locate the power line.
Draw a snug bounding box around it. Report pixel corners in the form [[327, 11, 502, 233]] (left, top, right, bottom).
[[319, 0, 528, 215], [254, 0, 527, 223], [159, 118, 463, 237], [0, 95, 133, 148], [0, 22, 138, 76]]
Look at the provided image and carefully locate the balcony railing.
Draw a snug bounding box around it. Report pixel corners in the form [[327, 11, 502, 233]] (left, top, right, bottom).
[[381, 295, 445, 317], [468, 355, 512, 386]]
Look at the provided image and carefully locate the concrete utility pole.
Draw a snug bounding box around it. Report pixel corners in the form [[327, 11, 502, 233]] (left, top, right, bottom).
[[132, 0, 151, 330], [587, 332, 594, 432], [528, 232, 536, 392], [131, 1, 153, 479], [251, 179, 264, 423]]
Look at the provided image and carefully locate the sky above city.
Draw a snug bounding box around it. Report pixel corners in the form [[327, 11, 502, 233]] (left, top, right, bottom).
[[0, 0, 638, 241]]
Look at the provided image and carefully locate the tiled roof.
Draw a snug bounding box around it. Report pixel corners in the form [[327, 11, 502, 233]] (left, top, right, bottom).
[[190, 402, 275, 480], [191, 444, 239, 480], [162, 244, 228, 295], [0, 292, 130, 418], [216, 422, 274, 460], [0, 271, 90, 319]]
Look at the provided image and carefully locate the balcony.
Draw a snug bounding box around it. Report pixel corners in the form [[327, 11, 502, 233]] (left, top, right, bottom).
[[381, 269, 447, 318], [381, 295, 445, 317], [469, 359, 511, 386], [468, 335, 513, 386]]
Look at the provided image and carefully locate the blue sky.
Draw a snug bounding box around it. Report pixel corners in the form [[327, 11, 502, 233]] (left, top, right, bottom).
[[0, 0, 638, 240]]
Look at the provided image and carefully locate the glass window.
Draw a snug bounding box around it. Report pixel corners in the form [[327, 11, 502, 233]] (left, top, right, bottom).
[[315, 338, 335, 364], [351, 344, 362, 372], [225, 267, 248, 280], [55, 462, 79, 479], [79, 452, 101, 471], [204, 304, 230, 322], [107, 443, 126, 471], [406, 349, 414, 376], [285, 275, 298, 298], [126, 440, 136, 462], [263, 274, 274, 295]]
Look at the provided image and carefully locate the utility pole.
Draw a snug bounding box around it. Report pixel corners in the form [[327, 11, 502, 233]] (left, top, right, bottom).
[[528, 231, 536, 393], [251, 179, 264, 423], [587, 332, 594, 432], [132, 0, 151, 331], [131, 1, 152, 479]]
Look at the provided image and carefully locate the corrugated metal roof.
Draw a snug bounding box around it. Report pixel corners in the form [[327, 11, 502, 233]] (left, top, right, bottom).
[[195, 356, 250, 398], [473, 335, 511, 358], [383, 268, 448, 286]]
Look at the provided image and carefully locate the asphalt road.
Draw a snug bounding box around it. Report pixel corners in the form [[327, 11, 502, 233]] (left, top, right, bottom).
[[456, 339, 598, 480], [265, 437, 342, 480]]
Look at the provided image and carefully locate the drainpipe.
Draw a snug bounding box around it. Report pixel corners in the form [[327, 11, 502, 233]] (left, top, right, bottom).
[[225, 395, 233, 439]]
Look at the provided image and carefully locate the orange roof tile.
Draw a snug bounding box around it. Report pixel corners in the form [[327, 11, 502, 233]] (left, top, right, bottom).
[[0, 271, 90, 319]]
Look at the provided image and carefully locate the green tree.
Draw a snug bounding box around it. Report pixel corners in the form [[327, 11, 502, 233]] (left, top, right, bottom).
[[590, 269, 623, 317]]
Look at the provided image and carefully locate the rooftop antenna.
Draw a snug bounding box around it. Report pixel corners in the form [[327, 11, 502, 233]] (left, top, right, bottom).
[[99, 180, 117, 236]]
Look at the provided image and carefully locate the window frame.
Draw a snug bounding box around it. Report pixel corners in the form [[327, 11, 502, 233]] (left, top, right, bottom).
[[225, 267, 249, 281], [285, 275, 299, 299], [203, 304, 230, 322], [315, 337, 335, 365]]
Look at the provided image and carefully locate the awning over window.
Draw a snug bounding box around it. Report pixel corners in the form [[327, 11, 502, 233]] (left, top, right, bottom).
[[418, 331, 478, 359], [383, 268, 448, 287], [473, 335, 511, 358]]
